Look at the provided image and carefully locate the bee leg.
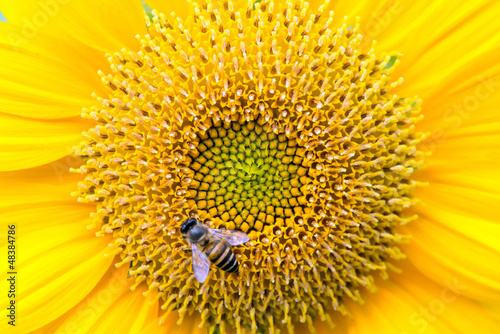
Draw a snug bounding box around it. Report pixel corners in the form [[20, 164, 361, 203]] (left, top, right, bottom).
[[182, 248, 192, 253]]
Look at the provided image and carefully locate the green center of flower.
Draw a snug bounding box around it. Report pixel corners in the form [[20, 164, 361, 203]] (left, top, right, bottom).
[[188, 120, 309, 233]]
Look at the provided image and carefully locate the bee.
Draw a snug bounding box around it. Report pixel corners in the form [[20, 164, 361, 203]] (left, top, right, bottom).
[[180, 218, 250, 283]]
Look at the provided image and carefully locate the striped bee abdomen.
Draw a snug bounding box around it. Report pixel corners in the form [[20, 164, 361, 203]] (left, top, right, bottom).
[[206, 241, 239, 273]]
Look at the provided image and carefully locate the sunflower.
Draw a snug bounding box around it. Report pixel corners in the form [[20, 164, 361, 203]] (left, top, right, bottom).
[[1, 0, 499, 333]]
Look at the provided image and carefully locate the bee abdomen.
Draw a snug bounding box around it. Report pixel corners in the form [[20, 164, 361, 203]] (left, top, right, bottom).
[[207, 242, 239, 273], [220, 253, 238, 273]]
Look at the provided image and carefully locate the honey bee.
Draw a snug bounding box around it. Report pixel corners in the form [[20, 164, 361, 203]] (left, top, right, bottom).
[[180, 218, 250, 283]]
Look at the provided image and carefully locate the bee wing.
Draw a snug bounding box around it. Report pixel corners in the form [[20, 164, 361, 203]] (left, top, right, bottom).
[[191, 243, 210, 283], [209, 228, 250, 246]]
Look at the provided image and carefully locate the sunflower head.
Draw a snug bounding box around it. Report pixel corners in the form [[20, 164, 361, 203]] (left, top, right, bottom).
[[73, 0, 425, 332]]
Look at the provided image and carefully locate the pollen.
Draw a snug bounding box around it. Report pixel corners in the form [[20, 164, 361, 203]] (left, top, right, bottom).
[[73, 0, 426, 333]]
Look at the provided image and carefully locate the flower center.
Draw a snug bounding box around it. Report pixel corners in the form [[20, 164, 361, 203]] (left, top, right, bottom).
[[73, 0, 426, 333], [188, 120, 309, 234]]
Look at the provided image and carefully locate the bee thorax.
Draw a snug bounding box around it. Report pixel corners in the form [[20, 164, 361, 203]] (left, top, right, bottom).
[[188, 225, 205, 241]]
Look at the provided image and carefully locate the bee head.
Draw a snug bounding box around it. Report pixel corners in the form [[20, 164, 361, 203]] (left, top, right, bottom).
[[180, 218, 198, 235]]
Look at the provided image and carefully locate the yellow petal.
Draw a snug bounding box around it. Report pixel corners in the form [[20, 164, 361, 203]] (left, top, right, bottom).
[[0, 163, 84, 208], [0, 202, 112, 333], [33, 266, 159, 334], [0, 114, 90, 171], [402, 185, 500, 305], [0, 0, 147, 119], [0, 32, 106, 119], [373, 0, 500, 138], [414, 71, 500, 152], [0, 0, 146, 52], [0, 164, 112, 332], [484, 304, 500, 324], [380, 1, 500, 105], [346, 263, 500, 334], [420, 125, 500, 171], [404, 89, 500, 302]]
